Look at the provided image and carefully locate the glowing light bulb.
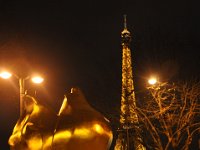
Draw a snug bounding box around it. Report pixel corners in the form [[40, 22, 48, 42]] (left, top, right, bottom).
[[0, 71, 12, 79], [31, 76, 44, 84], [148, 78, 157, 85]]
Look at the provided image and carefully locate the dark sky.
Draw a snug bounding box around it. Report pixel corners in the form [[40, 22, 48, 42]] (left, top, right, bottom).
[[0, 0, 200, 149]]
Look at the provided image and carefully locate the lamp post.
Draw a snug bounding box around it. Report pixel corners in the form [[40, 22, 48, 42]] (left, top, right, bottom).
[[0, 71, 44, 116]]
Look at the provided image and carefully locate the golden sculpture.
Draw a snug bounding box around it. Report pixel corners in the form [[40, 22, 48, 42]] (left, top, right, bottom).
[[9, 88, 113, 150]]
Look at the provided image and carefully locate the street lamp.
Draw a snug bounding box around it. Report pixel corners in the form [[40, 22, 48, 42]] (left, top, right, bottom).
[[148, 77, 157, 85], [31, 76, 44, 84], [0, 71, 12, 79], [0, 71, 44, 116]]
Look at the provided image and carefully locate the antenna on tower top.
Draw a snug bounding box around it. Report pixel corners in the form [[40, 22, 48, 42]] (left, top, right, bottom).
[[123, 14, 127, 29]]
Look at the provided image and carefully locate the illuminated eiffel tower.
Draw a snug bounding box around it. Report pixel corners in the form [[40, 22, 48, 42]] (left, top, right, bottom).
[[114, 15, 146, 150]]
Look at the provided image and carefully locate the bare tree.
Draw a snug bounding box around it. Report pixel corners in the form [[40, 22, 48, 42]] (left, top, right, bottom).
[[136, 81, 200, 150]]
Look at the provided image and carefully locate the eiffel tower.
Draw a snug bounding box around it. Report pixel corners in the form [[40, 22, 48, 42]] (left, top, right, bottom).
[[114, 15, 146, 150]]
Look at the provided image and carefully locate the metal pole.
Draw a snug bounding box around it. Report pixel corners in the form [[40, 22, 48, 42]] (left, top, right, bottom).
[[19, 78, 25, 117]]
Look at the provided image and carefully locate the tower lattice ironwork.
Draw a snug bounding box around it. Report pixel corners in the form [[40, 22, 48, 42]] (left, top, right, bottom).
[[114, 15, 146, 150]]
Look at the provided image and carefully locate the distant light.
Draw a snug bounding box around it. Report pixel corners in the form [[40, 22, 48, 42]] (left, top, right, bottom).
[[31, 76, 44, 84], [0, 71, 12, 79], [148, 78, 157, 85]]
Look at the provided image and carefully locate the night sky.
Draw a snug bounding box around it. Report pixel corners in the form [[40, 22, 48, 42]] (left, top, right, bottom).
[[0, 0, 200, 149]]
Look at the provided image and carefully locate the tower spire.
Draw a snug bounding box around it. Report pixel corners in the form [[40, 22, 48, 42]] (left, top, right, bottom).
[[121, 14, 131, 47], [114, 15, 146, 150], [123, 14, 127, 29]]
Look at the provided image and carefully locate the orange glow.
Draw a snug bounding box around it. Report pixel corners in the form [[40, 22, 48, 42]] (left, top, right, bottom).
[[74, 128, 92, 138], [22, 122, 34, 135], [27, 134, 42, 150], [148, 77, 157, 85], [93, 124, 104, 134], [32, 105, 40, 114], [0, 71, 12, 79], [31, 76, 44, 84], [54, 130, 72, 142]]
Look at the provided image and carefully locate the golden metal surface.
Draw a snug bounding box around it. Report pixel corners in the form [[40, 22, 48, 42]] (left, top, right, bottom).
[[9, 88, 113, 150]]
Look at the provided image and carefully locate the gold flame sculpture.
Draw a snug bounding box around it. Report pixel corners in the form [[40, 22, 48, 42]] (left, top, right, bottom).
[[8, 88, 113, 150]]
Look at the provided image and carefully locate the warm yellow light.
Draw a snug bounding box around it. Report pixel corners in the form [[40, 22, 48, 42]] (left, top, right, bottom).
[[148, 78, 157, 85], [27, 134, 42, 150], [31, 76, 44, 84], [74, 128, 92, 138], [93, 124, 104, 134], [32, 105, 40, 114], [0, 71, 12, 79], [54, 130, 72, 140]]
